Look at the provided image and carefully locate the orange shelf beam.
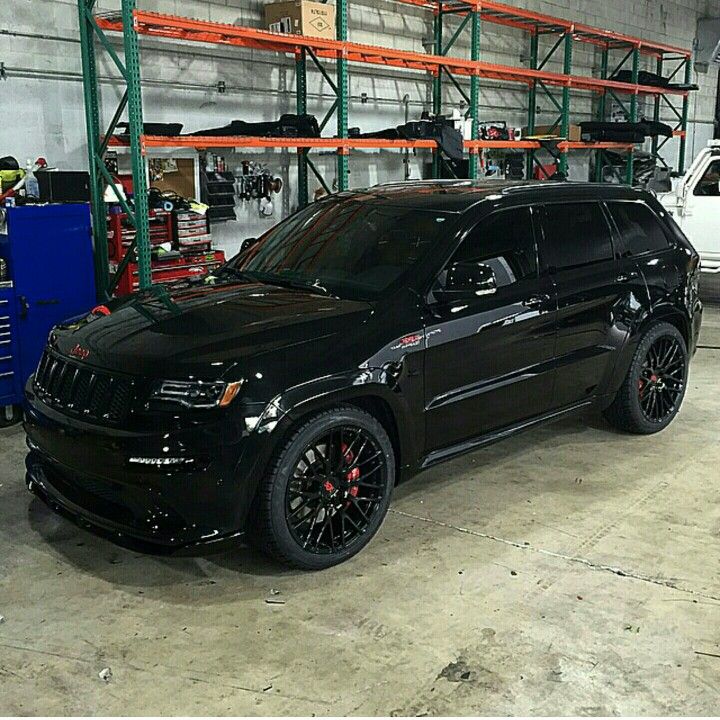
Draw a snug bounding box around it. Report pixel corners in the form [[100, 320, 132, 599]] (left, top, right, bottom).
[[389, 0, 691, 58], [136, 135, 438, 150], [108, 134, 636, 154], [96, 11, 689, 98]]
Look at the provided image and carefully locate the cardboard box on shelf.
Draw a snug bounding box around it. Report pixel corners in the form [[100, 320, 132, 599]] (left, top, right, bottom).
[[265, 1, 336, 40], [525, 124, 582, 142]]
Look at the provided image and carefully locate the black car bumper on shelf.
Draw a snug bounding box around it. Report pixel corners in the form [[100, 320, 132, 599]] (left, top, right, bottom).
[[23, 382, 265, 549]]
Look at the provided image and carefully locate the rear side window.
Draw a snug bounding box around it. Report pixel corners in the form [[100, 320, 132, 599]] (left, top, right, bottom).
[[453, 207, 537, 288], [608, 201, 670, 256], [693, 160, 720, 197], [541, 202, 613, 270]]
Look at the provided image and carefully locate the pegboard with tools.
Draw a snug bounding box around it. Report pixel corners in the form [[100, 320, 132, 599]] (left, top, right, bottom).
[[235, 160, 283, 218]]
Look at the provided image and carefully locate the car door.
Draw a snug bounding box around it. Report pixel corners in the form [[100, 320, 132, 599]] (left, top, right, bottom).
[[423, 205, 557, 453], [538, 201, 628, 409], [605, 199, 677, 308], [677, 157, 720, 271]]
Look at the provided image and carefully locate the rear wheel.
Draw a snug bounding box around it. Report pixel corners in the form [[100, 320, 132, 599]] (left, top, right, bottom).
[[252, 406, 395, 570], [604, 322, 688, 434]]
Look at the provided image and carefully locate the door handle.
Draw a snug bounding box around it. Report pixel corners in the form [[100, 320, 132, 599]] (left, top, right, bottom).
[[523, 294, 551, 309], [616, 272, 639, 283]]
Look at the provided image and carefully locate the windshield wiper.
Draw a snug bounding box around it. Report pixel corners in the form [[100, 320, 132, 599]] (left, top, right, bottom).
[[260, 276, 336, 297], [216, 267, 336, 297]]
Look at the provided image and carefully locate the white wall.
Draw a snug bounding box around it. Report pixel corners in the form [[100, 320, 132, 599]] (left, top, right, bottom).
[[2, 0, 718, 254]]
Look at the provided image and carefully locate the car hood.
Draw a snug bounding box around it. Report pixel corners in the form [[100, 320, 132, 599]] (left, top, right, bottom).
[[51, 280, 374, 378]]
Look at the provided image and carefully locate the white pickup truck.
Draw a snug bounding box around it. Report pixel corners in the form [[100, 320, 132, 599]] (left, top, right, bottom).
[[659, 140, 720, 275]]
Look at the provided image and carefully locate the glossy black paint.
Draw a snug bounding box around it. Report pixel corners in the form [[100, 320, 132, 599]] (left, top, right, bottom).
[[24, 181, 703, 549]]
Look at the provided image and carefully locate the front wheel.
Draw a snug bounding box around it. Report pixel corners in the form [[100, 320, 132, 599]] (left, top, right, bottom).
[[252, 405, 395, 570], [604, 322, 688, 434]]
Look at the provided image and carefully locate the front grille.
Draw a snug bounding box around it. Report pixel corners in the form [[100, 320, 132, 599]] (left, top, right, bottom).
[[34, 350, 135, 424]]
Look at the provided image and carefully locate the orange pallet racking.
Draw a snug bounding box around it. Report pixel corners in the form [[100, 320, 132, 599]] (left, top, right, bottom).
[[79, 0, 692, 295]]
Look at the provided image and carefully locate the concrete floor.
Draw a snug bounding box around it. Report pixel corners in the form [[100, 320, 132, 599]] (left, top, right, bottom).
[[1, 306, 719, 716]]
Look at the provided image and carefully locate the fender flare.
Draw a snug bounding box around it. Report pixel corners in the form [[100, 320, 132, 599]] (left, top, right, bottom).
[[238, 367, 422, 493], [279, 368, 422, 474], [603, 302, 691, 405]]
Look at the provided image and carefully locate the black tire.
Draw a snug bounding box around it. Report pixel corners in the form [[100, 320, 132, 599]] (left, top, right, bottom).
[[0, 405, 22, 428], [252, 405, 395, 570], [604, 322, 688, 434]]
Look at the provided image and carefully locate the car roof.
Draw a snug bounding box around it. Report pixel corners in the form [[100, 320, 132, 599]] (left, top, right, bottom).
[[339, 180, 648, 213]]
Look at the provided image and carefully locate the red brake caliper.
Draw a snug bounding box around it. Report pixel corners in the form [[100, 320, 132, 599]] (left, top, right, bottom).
[[342, 442, 360, 501], [640, 374, 658, 398]]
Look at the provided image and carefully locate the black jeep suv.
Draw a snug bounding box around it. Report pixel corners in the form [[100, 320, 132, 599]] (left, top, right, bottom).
[[24, 181, 702, 569]]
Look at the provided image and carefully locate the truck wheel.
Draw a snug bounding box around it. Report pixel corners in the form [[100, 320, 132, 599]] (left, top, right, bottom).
[[604, 322, 688, 434], [252, 405, 395, 570]]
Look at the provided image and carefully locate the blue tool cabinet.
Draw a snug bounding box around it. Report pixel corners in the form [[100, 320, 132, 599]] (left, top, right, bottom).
[[0, 204, 96, 421]]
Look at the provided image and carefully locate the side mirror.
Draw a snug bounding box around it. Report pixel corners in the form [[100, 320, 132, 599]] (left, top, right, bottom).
[[440, 262, 498, 300], [241, 237, 259, 252]]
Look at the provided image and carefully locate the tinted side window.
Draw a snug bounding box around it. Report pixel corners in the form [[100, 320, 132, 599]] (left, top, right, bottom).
[[693, 160, 720, 197], [542, 202, 613, 271], [608, 201, 670, 256], [453, 207, 537, 288]]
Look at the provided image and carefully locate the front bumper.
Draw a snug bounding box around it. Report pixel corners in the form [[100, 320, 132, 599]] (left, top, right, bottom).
[[24, 382, 267, 549]]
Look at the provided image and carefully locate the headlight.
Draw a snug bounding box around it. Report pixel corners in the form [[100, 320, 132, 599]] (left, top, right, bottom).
[[151, 380, 243, 409]]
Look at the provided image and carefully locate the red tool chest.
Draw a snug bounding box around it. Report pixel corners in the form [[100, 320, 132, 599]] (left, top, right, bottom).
[[107, 209, 226, 296]]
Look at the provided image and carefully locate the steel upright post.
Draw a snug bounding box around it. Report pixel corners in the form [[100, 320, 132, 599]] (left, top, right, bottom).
[[296, 49, 309, 207], [526, 30, 539, 180], [679, 57, 691, 174], [120, 0, 151, 290], [595, 45, 609, 182], [625, 46, 640, 186], [78, 0, 110, 300], [336, 0, 349, 192], [432, 3, 443, 179], [559, 30, 573, 176], [468, 8, 481, 179], [651, 56, 664, 160]]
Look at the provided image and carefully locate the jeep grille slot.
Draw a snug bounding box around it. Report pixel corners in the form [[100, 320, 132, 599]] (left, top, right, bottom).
[[34, 350, 134, 424]]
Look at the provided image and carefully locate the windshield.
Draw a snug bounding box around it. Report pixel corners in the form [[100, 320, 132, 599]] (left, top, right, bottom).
[[222, 198, 452, 301]]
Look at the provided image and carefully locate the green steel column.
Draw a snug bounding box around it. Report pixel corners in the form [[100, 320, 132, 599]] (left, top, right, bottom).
[[468, 9, 481, 179], [78, 0, 109, 300], [651, 56, 664, 159], [432, 3, 443, 178], [526, 30, 539, 180], [559, 30, 573, 176], [625, 46, 640, 186], [296, 49, 309, 207], [679, 57, 691, 174], [121, 0, 151, 290], [336, 0, 349, 192], [595, 45, 609, 182]]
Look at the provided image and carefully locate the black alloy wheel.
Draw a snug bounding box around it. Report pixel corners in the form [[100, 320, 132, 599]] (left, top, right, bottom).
[[604, 321, 688, 434], [637, 335, 686, 423], [253, 406, 395, 569], [286, 426, 388, 554]]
